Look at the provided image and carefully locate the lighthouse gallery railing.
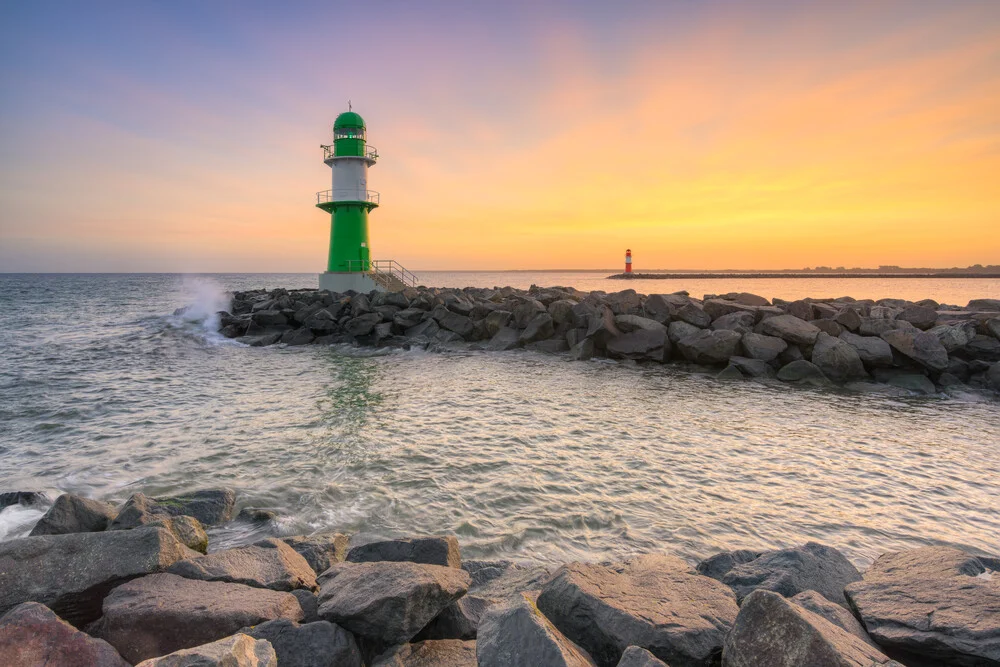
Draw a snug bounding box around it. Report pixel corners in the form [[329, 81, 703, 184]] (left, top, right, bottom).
[[321, 144, 379, 162], [342, 259, 419, 289], [316, 189, 380, 205]]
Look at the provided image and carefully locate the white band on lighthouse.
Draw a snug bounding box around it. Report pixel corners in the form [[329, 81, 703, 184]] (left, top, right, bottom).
[[331, 160, 369, 202]]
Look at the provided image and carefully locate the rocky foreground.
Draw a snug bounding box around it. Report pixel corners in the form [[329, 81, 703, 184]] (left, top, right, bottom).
[[1, 491, 998, 666], [212, 286, 1000, 395]]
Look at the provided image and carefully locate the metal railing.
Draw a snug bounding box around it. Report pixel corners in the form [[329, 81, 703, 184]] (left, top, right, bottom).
[[340, 259, 419, 290], [316, 189, 380, 205], [322, 144, 378, 162]]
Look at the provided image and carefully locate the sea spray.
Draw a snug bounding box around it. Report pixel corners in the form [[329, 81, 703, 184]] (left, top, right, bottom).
[[174, 277, 231, 333]]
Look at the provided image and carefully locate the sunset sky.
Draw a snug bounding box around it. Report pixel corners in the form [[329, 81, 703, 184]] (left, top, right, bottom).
[[1, 1, 999, 272]]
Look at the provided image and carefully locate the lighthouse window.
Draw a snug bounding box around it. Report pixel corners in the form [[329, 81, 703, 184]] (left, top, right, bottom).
[[335, 128, 366, 141]]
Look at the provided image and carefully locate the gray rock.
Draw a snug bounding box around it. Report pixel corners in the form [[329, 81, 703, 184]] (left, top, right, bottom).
[[345, 313, 382, 337], [520, 313, 555, 345], [677, 329, 742, 365], [483, 310, 513, 337], [927, 323, 975, 352], [303, 308, 339, 333], [240, 619, 361, 667], [512, 299, 547, 328], [526, 339, 570, 354], [695, 550, 762, 581], [477, 594, 596, 667], [586, 306, 623, 348], [760, 315, 822, 346], [703, 299, 756, 321], [881, 329, 949, 372], [108, 493, 209, 553], [0, 491, 47, 510], [536, 554, 738, 667], [711, 311, 755, 334], [721, 590, 899, 667], [374, 639, 478, 667], [607, 329, 670, 362], [317, 561, 470, 644], [0, 601, 130, 667], [281, 328, 315, 345], [406, 318, 440, 339], [281, 533, 349, 576], [415, 595, 492, 640], [643, 294, 677, 323], [549, 300, 578, 328], [237, 507, 278, 523], [988, 317, 1000, 340], [812, 319, 844, 337], [884, 373, 937, 395], [487, 327, 521, 351], [88, 572, 302, 664], [134, 633, 277, 666], [739, 333, 787, 362], [844, 547, 1000, 666], [960, 334, 1000, 362], [616, 646, 668, 667], [167, 538, 317, 591], [988, 361, 1000, 390], [897, 304, 938, 330], [393, 308, 426, 330], [154, 489, 236, 526], [810, 332, 867, 383], [606, 289, 643, 315], [293, 589, 320, 623], [834, 308, 862, 332], [785, 300, 814, 321], [967, 298, 1000, 311], [720, 542, 861, 607], [790, 590, 875, 645], [28, 493, 117, 536], [615, 315, 667, 333], [667, 320, 702, 344], [839, 332, 894, 368], [716, 365, 744, 380], [0, 527, 196, 627], [726, 356, 774, 378], [346, 536, 461, 568], [569, 337, 595, 361], [776, 360, 832, 387], [675, 304, 711, 328], [350, 294, 373, 316]]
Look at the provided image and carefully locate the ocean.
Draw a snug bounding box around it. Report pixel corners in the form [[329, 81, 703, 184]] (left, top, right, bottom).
[[0, 272, 998, 567]]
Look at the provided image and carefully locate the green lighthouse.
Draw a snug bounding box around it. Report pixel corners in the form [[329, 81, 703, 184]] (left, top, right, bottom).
[[316, 109, 415, 292]]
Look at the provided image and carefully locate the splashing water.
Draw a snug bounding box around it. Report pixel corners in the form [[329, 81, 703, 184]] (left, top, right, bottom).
[[174, 277, 231, 332]]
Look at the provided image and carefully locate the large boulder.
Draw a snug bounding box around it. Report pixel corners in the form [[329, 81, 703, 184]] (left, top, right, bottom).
[[134, 633, 277, 667], [896, 304, 938, 330], [667, 320, 702, 344], [88, 572, 302, 664], [28, 493, 116, 536], [512, 299, 547, 328], [695, 549, 762, 581], [615, 315, 667, 333], [643, 295, 677, 323], [759, 315, 822, 346], [280, 533, 349, 576], [344, 313, 383, 337], [739, 333, 787, 362], [535, 554, 738, 667], [317, 561, 470, 644], [790, 590, 875, 645], [726, 356, 774, 378], [586, 307, 623, 348], [346, 536, 462, 568], [483, 310, 513, 338], [607, 329, 670, 362], [720, 542, 861, 607], [0, 527, 196, 626], [711, 311, 756, 334], [675, 304, 711, 328], [721, 590, 899, 667], [0, 491, 48, 510], [0, 601, 130, 667], [844, 547, 1000, 666], [486, 327, 521, 351], [677, 329, 742, 365], [881, 329, 949, 372], [927, 323, 976, 352], [616, 646, 668, 666], [839, 332, 894, 368], [520, 313, 555, 345], [108, 493, 208, 553], [374, 639, 478, 667], [167, 538, 317, 591], [703, 299, 756, 321], [239, 619, 361, 667], [477, 594, 595, 667], [810, 333, 867, 383], [153, 489, 236, 526], [776, 360, 831, 387]]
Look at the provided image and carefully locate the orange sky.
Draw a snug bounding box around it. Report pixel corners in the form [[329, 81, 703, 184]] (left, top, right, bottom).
[[1, 2, 998, 271]]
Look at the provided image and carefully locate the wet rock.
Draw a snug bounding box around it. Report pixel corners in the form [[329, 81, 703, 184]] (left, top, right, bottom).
[[677, 329, 742, 364], [317, 561, 470, 644], [281, 533, 349, 576], [739, 332, 787, 362], [28, 493, 117, 536], [722, 590, 899, 667], [760, 314, 822, 346], [477, 594, 596, 667], [346, 536, 462, 568], [897, 304, 938, 330], [0, 526, 196, 626], [406, 318, 440, 339], [303, 308, 340, 333], [570, 337, 596, 361], [695, 549, 762, 581], [487, 327, 521, 351], [154, 489, 236, 526], [536, 554, 738, 667], [844, 547, 1000, 666], [167, 538, 317, 592], [237, 507, 278, 523], [0, 491, 47, 510], [811, 332, 867, 383], [607, 329, 670, 362], [717, 365, 744, 380], [790, 590, 875, 645], [483, 310, 513, 337], [520, 313, 555, 345], [726, 356, 774, 378], [109, 493, 209, 553], [776, 360, 832, 387], [881, 329, 949, 372], [252, 310, 288, 327], [88, 572, 302, 664], [374, 639, 477, 667], [675, 303, 711, 328], [839, 332, 894, 368], [134, 633, 277, 666], [616, 646, 668, 667], [281, 328, 315, 345], [720, 542, 861, 607], [527, 339, 570, 354], [988, 361, 1000, 390], [240, 618, 361, 667], [0, 601, 130, 667], [883, 372, 937, 395], [393, 308, 426, 330]]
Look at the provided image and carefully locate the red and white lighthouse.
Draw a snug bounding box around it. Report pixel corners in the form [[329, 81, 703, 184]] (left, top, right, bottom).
[[625, 249, 633, 275]]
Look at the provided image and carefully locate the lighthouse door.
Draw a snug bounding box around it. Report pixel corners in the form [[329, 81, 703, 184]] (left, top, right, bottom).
[[359, 242, 370, 271]]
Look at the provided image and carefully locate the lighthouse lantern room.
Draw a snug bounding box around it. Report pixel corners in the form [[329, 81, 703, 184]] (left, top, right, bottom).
[[315, 109, 415, 293]]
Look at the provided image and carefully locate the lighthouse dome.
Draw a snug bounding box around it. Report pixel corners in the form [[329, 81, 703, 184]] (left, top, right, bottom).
[[334, 111, 365, 130]]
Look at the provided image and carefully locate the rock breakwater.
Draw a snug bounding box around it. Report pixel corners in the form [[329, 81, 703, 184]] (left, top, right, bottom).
[[1, 489, 998, 666], [211, 285, 1000, 396]]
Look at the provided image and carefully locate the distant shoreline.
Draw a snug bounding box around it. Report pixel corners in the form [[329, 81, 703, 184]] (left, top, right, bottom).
[[608, 273, 1000, 280]]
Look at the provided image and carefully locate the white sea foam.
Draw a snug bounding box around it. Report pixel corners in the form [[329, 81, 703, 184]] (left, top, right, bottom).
[[0, 505, 44, 541], [177, 277, 231, 333]]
